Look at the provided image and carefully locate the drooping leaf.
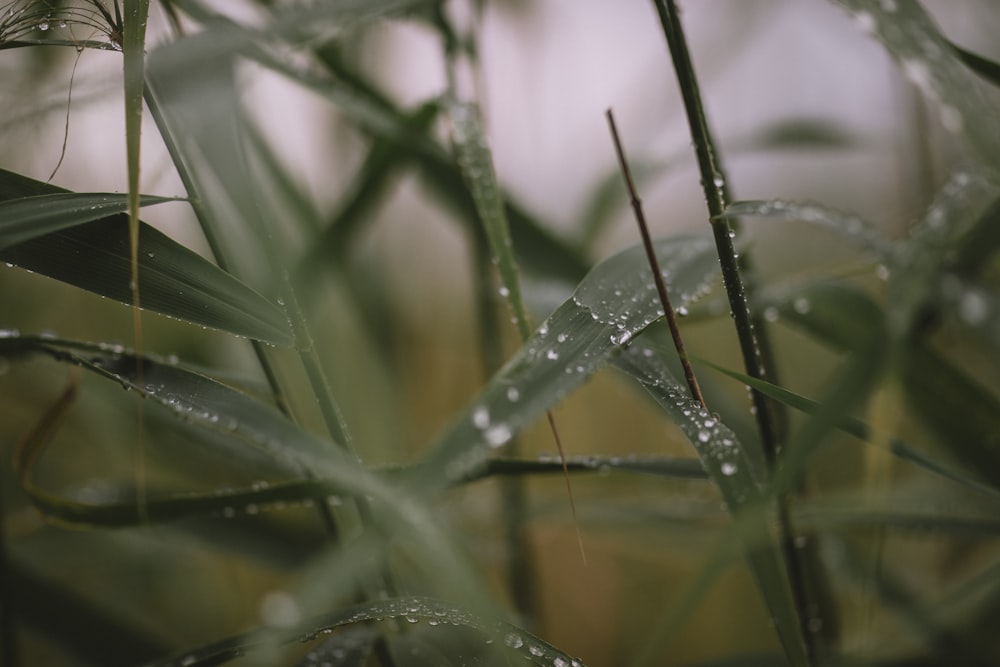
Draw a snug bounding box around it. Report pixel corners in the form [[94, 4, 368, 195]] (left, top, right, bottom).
[[950, 41, 1000, 88], [142, 596, 586, 667], [612, 337, 807, 666], [700, 357, 1000, 498], [772, 282, 1000, 490], [417, 234, 719, 484], [832, 0, 1000, 178]]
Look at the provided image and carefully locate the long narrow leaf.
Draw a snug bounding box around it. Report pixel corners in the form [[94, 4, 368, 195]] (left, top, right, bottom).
[[832, 0, 1000, 178], [0, 190, 175, 250], [418, 234, 719, 483], [1, 217, 294, 345], [142, 596, 586, 667]]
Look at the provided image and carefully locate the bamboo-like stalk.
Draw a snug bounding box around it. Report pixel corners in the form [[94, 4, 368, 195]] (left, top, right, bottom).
[[650, 1, 821, 662]]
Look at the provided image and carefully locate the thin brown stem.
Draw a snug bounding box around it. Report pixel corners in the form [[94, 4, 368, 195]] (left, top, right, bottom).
[[605, 108, 707, 409]]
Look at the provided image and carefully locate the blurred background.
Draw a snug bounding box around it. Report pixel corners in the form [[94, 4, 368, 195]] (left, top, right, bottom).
[[2, 0, 1000, 665]]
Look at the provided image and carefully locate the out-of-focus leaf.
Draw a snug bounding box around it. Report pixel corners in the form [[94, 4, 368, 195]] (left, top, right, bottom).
[[719, 199, 893, 259], [739, 118, 857, 152], [773, 282, 1000, 489], [701, 358, 1000, 498], [8, 559, 168, 667], [448, 99, 533, 340], [950, 41, 1000, 88], [143, 596, 586, 667], [295, 625, 376, 667], [832, 0, 1000, 178]]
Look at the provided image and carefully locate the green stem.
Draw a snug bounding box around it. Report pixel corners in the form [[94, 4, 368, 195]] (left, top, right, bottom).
[[651, 0, 819, 662], [473, 236, 539, 625]]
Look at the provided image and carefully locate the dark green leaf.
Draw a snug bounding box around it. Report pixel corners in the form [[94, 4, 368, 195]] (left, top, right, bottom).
[[0, 190, 174, 250]]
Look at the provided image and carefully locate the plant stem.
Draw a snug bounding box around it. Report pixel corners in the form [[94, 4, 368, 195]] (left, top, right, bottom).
[[605, 108, 706, 408], [650, 0, 819, 662], [473, 237, 539, 625]]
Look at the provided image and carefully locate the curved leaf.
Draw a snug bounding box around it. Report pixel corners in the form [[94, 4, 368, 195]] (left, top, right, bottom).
[[832, 0, 1000, 178], [418, 234, 719, 483], [612, 337, 806, 664], [142, 596, 586, 667]]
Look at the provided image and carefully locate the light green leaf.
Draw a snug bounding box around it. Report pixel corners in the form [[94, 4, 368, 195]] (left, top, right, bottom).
[[832, 0, 1000, 178]]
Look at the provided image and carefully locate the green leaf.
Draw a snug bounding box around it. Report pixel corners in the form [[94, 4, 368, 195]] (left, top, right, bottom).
[[719, 199, 893, 259], [701, 357, 1000, 498], [612, 339, 808, 667], [417, 234, 719, 484], [832, 0, 1000, 178], [0, 217, 294, 345], [773, 282, 1000, 489], [448, 99, 533, 340], [0, 189, 175, 250], [0, 169, 293, 344], [951, 41, 1000, 88], [143, 596, 586, 667]]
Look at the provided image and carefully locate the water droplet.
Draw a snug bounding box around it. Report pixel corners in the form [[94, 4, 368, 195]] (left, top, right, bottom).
[[611, 330, 632, 345], [875, 264, 890, 281], [853, 11, 876, 34], [721, 462, 738, 476], [260, 591, 301, 627], [793, 297, 811, 314], [528, 645, 544, 657], [506, 387, 520, 402], [38, 21, 50, 31], [940, 105, 963, 132], [697, 430, 711, 443], [485, 424, 512, 448], [504, 633, 523, 649], [553, 659, 569, 667], [959, 291, 988, 325], [472, 406, 490, 429], [546, 349, 559, 360], [405, 616, 419, 624], [901, 59, 932, 93], [556, 332, 568, 343]]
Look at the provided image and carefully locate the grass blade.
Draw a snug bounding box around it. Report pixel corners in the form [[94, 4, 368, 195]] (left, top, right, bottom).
[[0, 189, 175, 250], [418, 234, 719, 483], [832, 0, 1000, 178], [142, 596, 586, 667], [0, 217, 294, 345]]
